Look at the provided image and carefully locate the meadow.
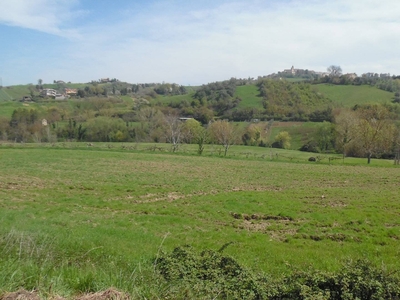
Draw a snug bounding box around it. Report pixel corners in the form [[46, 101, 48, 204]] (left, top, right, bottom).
[[314, 84, 394, 107], [0, 143, 399, 298]]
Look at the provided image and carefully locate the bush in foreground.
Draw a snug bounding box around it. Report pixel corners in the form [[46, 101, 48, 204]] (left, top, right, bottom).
[[157, 246, 400, 300]]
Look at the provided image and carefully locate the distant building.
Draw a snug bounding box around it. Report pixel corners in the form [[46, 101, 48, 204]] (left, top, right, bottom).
[[55, 94, 67, 100], [344, 73, 357, 80], [21, 96, 32, 102], [179, 117, 193, 122], [362, 72, 380, 78], [281, 66, 329, 77], [283, 66, 297, 75], [314, 71, 330, 77], [42, 88, 67, 100], [42, 89, 57, 97], [65, 88, 77, 96]]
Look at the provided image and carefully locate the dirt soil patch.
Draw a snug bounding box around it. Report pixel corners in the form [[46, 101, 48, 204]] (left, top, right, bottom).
[[1, 289, 130, 300], [0, 289, 40, 300]]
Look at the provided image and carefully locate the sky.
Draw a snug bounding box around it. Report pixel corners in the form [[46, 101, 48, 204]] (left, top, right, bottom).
[[1, 0, 400, 86]]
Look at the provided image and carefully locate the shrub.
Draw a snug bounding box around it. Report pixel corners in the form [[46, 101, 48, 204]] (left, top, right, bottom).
[[274, 131, 291, 149]]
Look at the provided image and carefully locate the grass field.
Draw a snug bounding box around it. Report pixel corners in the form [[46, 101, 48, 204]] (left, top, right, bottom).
[[269, 121, 320, 150], [235, 85, 263, 109], [0, 143, 399, 297], [0, 89, 13, 101], [315, 84, 394, 107]]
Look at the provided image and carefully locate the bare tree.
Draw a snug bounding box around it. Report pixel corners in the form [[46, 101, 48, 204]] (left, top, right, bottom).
[[137, 107, 165, 142], [327, 65, 342, 77], [208, 120, 238, 156], [164, 113, 183, 152]]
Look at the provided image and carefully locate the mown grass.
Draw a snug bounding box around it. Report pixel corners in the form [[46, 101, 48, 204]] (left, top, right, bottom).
[[0, 143, 399, 297], [315, 84, 394, 107]]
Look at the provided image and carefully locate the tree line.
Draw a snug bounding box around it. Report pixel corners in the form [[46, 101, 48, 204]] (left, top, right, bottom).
[[1, 102, 399, 163]]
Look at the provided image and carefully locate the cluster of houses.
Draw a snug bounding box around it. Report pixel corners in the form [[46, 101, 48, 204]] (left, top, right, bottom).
[[282, 66, 330, 77], [280, 66, 392, 80], [41, 88, 77, 100], [361, 72, 391, 78]]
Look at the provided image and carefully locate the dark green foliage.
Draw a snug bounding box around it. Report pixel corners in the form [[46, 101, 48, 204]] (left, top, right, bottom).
[[257, 79, 331, 121], [273, 259, 400, 300], [299, 140, 319, 152], [193, 78, 244, 115], [57, 118, 86, 141], [9, 108, 39, 127], [157, 246, 265, 299], [225, 107, 263, 122], [157, 247, 400, 299], [154, 83, 187, 96], [8, 108, 42, 142]]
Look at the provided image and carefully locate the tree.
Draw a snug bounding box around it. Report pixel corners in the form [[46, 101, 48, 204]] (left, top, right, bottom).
[[393, 127, 400, 165], [313, 121, 335, 153], [85, 117, 129, 142], [163, 113, 183, 152], [182, 118, 203, 144], [136, 107, 165, 142], [194, 126, 209, 155], [274, 131, 291, 149], [327, 65, 342, 77], [182, 119, 209, 155], [208, 120, 237, 156], [334, 109, 359, 159], [355, 105, 396, 164], [242, 123, 263, 146]]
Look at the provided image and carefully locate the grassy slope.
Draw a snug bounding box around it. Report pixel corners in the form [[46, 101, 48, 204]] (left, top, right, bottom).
[[235, 85, 263, 109], [315, 84, 394, 107], [0, 89, 13, 101], [269, 121, 319, 149], [151, 93, 194, 105], [0, 145, 398, 296]]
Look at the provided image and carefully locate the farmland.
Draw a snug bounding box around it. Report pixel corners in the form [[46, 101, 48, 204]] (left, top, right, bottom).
[[1, 144, 399, 298]]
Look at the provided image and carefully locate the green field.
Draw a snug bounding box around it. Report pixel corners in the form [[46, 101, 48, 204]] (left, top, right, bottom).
[[1, 85, 33, 100], [268, 121, 320, 150], [0, 89, 13, 101], [235, 85, 263, 109], [315, 84, 394, 107], [1, 144, 399, 297], [152, 93, 194, 105]]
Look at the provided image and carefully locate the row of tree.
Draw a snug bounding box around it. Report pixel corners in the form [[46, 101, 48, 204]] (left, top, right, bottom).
[[299, 105, 400, 164], [1, 103, 399, 163]]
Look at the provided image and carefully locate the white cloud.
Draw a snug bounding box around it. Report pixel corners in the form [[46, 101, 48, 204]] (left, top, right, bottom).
[[3, 0, 400, 85], [0, 0, 81, 37], [67, 0, 400, 83]]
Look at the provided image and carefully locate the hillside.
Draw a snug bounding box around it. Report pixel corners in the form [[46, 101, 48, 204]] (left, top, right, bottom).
[[314, 84, 394, 107], [0, 88, 13, 101]]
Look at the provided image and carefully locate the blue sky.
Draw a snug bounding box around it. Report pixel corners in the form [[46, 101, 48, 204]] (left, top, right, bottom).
[[1, 0, 400, 86]]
